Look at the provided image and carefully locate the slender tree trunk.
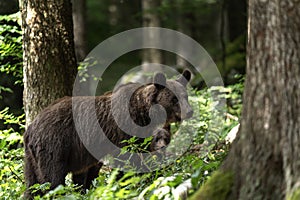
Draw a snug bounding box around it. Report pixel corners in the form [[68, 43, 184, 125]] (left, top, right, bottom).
[[219, 0, 227, 80], [21, 0, 77, 127], [72, 0, 87, 62], [176, 0, 190, 69], [192, 0, 300, 199], [142, 0, 162, 71], [108, 0, 119, 26]]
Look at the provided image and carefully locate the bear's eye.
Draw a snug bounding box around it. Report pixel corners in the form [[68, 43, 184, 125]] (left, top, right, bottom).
[[172, 97, 178, 104]]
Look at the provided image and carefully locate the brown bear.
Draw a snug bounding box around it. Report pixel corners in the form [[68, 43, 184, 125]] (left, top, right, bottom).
[[23, 70, 192, 198]]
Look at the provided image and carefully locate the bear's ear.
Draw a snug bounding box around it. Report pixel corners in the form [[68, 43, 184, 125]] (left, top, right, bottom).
[[153, 72, 166, 90], [177, 69, 191, 87]]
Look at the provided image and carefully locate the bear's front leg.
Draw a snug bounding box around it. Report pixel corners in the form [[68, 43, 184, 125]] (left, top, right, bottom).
[[24, 154, 38, 199], [72, 162, 103, 191]]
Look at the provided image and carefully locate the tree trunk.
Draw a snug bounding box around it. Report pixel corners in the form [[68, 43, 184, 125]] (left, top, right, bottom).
[[72, 0, 87, 62], [108, 0, 119, 26], [142, 0, 162, 71], [21, 0, 77, 127], [192, 0, 300, 199], [176, 0, 190, 69]]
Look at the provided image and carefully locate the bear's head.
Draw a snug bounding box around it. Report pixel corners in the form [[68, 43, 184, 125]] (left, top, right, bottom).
[[139, 70, 193, 125], [154, 70, 193, 123]]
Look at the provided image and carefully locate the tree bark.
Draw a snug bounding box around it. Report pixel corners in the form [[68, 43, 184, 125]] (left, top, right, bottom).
[[192, 0, 300, 199], [21, 0, 77, 127], [72, 0, 87, 62], [223, 0, 300, 198]]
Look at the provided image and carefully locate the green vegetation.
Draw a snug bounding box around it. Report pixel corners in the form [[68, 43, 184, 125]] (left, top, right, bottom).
[[0, 79, 243, 199], [0, 13, 22, 82], [0, 108, 25, 199], [0, 4, 245, 199], [0, 12, 23, 122], [190, 170, 233, 200], [288, 189, 300, 200]]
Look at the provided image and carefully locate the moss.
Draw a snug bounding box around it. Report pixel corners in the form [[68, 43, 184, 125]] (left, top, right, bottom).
[[190, 170, 233, 200], [288, 188, 300, 200]]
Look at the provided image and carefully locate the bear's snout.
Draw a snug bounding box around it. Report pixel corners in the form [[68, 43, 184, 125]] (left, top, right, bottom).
[[185, 109, 193, 119], [180, 109, 193, 120], [180, 101, 193, 120], [150, 128, 171, 152]]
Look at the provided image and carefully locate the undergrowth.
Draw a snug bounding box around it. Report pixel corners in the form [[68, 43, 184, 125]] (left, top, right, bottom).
[[0, 78, 243, 199]]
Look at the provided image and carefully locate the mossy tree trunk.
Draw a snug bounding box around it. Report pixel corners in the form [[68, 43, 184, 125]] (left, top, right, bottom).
[[192, 0, 300, 199], [21, 0, 77, 127]]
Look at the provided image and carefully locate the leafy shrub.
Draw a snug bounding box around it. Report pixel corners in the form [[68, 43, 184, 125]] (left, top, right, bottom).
[[0, 12, 23, 83], [0, 12, 23, 129], [132, 83, 242, 199], [0, 77, 243, 199], [87, 79, 243, 200], [0, 108, 25, 199]]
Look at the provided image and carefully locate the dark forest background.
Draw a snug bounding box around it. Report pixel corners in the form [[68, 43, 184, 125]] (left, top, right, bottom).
[[0, 0, 246, 118]]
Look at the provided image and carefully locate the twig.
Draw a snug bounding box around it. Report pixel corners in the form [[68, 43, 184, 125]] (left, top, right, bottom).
[[220, 0, 227, 79], [8, 165, 23, 183]]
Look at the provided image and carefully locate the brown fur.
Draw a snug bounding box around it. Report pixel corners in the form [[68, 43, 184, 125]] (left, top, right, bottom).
[[23, 71, 192, 199]]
